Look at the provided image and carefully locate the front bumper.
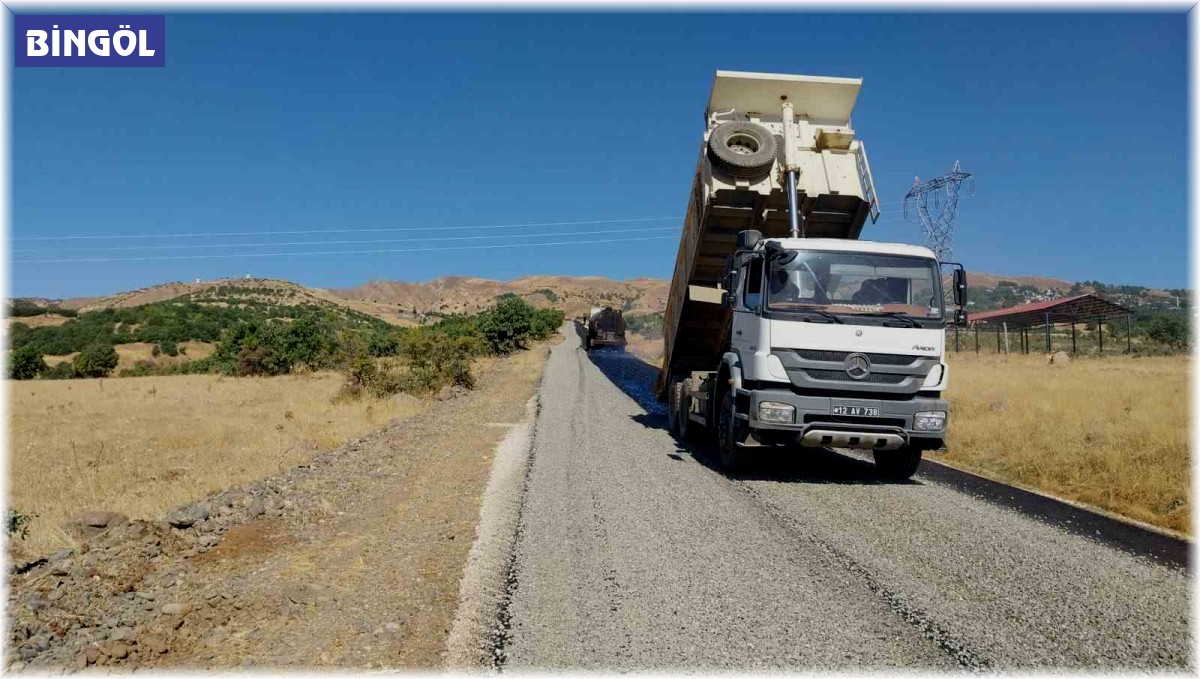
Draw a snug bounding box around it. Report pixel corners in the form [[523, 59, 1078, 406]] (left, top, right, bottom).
[[741, 387, 947, 449]]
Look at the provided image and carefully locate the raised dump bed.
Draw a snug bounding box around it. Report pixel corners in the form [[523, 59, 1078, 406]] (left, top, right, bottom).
[[656, 70, 881, 397]]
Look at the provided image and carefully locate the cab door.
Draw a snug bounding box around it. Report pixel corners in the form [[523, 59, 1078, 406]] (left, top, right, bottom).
[[731, 255, 764, 357]]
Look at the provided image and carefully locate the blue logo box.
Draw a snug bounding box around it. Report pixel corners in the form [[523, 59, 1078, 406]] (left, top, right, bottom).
[[15, 15, 165, 67]]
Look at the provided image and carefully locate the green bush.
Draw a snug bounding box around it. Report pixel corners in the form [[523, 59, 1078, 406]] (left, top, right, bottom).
[[403, 329, 476, 391], [8, 345, 47, 380], [1146, 313, 1189, 351], [626, 312, 664, 340], [530, 307, 565, 339], [476, 295, 535, 354], [42, 361, 76, 380], [160, 339, 179, 357], [280, 312, 340, 370], [73, 344, 119, 378], [7, 508, 35, 540]]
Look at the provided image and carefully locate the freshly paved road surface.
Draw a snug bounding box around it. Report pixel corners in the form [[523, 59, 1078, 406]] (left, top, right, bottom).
[[501, 330, 1191, 671]]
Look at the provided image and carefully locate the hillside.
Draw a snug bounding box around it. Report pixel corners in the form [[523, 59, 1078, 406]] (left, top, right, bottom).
[[14, 271, 1187, 325], [329, 275, 669, 320]]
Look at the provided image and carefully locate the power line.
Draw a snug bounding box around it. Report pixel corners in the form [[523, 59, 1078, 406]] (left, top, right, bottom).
[[15, 225, 678, 254], [13, 215, 679, 242], [15, 234, 679, 264]]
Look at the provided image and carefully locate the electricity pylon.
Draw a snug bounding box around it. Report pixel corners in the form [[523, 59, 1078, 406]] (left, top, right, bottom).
[[903, 161, 973, 261]]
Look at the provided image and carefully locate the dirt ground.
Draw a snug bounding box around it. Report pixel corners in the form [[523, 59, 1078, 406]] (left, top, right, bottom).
[[10, 367, 424, 556], [7, 341, 552, 670]]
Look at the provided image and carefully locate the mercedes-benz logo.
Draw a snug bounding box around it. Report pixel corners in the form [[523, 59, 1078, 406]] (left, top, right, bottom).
[[845, 353, 871, 380]]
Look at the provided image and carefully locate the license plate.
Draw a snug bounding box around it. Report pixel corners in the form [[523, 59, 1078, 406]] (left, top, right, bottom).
[[833, 405, 880, 417]]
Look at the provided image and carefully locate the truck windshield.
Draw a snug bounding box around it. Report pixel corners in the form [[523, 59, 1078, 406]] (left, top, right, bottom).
[[765, 250, 942, 320]]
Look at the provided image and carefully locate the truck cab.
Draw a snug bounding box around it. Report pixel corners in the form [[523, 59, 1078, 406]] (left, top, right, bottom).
[[719, 233, 960, 470]]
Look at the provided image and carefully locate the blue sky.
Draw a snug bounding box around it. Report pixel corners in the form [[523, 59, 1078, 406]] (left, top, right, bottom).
[[11, 11, 1188, 298]]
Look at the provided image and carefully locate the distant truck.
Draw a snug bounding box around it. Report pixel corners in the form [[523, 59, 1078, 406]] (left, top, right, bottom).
[[657, 71, 967, 478], [586, 307, 627, 351]]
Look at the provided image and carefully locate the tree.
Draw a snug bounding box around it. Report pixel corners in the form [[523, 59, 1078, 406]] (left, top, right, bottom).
[[476, 295, 534, 354], [8, 345, 46, 380], [281, 313, 339, 370], [1147, 313, 1189, 351], [73, 344, 119, 378]]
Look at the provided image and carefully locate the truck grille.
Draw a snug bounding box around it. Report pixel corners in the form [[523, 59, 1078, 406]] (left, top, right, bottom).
[[804, 369, 908, 385], [795, 349, 921, 366]]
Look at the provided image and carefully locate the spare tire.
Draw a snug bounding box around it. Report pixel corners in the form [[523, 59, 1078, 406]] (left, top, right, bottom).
[[707, 121, 777, 179]]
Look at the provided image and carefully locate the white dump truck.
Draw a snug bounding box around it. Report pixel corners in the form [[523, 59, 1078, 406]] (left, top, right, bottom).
[[656, 71, 967, 478]]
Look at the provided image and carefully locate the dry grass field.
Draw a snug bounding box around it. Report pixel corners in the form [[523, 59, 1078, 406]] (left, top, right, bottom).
[[9, 371, 428, 557], [936, 352, 1189, 534], [7, 314, 71, 329]]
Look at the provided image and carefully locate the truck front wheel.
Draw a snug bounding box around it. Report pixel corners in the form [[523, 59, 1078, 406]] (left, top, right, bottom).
[[718, 391, 747, 473], [873, 446, 922, 480]]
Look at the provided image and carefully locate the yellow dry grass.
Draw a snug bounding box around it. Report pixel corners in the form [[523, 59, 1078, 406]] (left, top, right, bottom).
[[44, 341, 216, 371], [936, 352, 1189, 534], [9, 371, 428, 556], [8, 314, 71, 329]]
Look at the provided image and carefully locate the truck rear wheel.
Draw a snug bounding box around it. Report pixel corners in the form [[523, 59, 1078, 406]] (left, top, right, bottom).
[[873, 446, 923, 480], [718, 391, 747, 473], [707, 121, 777, 179]]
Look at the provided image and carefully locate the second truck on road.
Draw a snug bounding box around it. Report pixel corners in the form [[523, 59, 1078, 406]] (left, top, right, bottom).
[[657, 71, 967, 478]]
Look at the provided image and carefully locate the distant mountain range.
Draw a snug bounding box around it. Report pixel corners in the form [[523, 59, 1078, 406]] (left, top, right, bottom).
[[13, 272, 1189, 325]]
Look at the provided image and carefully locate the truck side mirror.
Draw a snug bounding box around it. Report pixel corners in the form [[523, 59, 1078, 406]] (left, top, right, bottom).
[[952, 269, 967, 308], [737, 230, 762, 251]]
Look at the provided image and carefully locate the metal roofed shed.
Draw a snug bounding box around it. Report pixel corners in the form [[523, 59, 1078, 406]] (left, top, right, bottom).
[[963, 294, 1134, 355]]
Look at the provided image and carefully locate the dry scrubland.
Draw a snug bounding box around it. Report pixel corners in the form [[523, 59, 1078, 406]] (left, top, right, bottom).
[[936, 352, 1189, 534], [9, 371, 427, 556]]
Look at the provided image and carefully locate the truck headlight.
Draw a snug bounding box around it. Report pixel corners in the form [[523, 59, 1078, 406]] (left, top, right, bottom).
[[758, 401, 796, 424], [913, 411, 947, 431]]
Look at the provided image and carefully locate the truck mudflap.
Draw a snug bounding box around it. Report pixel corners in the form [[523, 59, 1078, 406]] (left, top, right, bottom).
[[735, 387, 947, 450]]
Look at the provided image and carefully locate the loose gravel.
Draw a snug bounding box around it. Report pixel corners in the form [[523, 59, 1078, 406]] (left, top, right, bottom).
[[499, 330, 1192, 671]]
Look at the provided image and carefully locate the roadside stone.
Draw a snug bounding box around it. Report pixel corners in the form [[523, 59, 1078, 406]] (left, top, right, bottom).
[[166, 503, 210, 529], [84, 645, 103, 665], [106, 641, 130, 660], [108, 627, 136, 643], [23, 593, 48, 612], [197, 534, 221, 549], [434, 385, 459, 401], [140, 633, 169, 655], [62, 511, 129, 540], [161, 602, 193, 617], [1049, 350, 1070, 366]]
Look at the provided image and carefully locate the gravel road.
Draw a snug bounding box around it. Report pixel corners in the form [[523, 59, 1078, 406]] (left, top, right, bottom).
[[500, 329, 1191, 671]]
